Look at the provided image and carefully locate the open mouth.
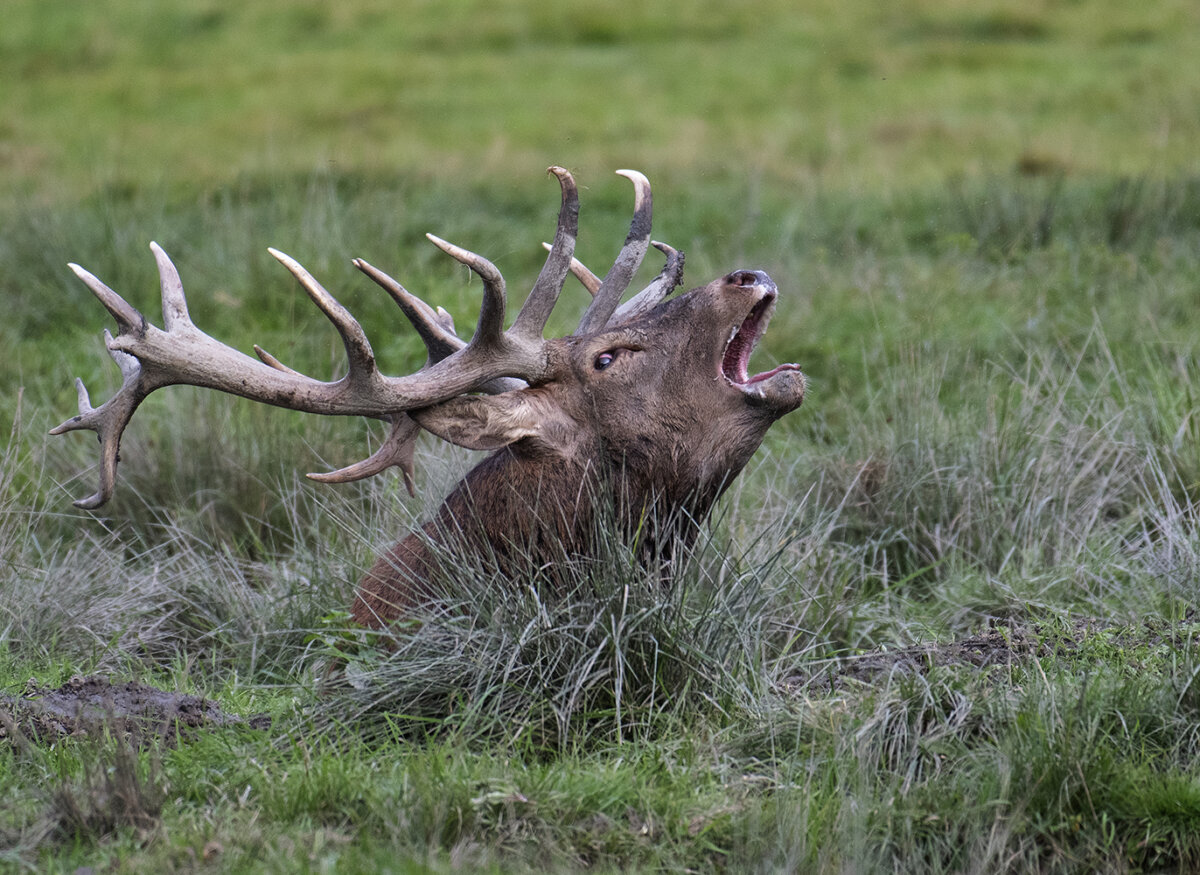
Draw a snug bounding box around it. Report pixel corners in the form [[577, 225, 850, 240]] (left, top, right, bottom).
[[721, 291, 802, 387]]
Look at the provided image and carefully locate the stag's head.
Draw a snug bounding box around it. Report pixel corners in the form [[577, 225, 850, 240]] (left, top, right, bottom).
[[55, 167, 806, 625], [412, 267, 805, 504]]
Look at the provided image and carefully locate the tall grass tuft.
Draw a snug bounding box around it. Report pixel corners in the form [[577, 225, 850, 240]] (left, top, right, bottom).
[[1, 402, 361, 679], [789, 334, 1158, 618], [309, 500, 801, 750]]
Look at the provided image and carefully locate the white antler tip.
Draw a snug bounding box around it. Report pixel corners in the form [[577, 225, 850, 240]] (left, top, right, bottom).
[[267, 247, 305, 274], [615, 169, 649, 184], [615, 169, 651, 210]]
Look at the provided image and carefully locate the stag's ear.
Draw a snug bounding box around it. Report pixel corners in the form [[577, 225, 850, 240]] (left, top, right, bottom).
[[410, 391, 567, 452]]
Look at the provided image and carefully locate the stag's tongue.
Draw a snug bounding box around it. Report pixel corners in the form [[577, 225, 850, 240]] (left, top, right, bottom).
[[745, 363, 802, 384]]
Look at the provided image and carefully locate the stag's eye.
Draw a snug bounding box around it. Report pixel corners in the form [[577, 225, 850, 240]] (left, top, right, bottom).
[[594, 351, 617, 371]]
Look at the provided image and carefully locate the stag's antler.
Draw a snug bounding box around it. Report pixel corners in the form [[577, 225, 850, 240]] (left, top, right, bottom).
[[550, 239, 685, 325], [54, 167, 683, 508], [338, 168, 676, 491]]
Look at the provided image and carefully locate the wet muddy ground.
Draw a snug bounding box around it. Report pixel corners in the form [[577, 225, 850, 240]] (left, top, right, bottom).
[[0, 677, 270, 748]]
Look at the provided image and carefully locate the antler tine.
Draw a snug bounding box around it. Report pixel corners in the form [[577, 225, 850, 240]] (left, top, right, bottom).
[[541, 242, 601, 295], [610, 241, 685, 324], [511, 166, 580, 340], [268, 248, 379, 383], [49, 334, 146, 509], [67, 263, 146, 336], [354, 258, 463, 363], [575, 169, 652, 335], [425, 234, 506, 346], [151, 241, 193, 331], [308, 413, 422, 495], [253, 344, 305, 375]]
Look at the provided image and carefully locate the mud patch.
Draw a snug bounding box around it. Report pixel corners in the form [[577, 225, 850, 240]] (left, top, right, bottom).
[[0, 676, 270, 748]]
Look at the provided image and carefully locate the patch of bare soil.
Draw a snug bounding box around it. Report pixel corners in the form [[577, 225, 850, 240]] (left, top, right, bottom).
[[0, 676, 270, 748]]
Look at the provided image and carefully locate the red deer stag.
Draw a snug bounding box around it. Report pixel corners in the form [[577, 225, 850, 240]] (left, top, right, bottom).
[[53, 168, 807, 627]]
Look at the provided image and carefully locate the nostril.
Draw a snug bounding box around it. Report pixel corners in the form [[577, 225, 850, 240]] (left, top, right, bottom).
[[727, 269, 771, 288]]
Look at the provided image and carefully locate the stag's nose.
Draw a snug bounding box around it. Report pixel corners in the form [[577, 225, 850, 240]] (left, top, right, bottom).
[[725, 269, 776, 294]]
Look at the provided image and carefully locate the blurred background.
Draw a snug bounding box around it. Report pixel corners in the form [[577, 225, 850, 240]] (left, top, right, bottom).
[[3, 0, 1198, 196]]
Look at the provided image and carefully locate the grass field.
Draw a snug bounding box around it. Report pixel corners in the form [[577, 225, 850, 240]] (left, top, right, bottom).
[[4, 0, 1200, 871]]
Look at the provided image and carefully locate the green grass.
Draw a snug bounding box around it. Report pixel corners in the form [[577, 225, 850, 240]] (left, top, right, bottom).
[[5, 0, 1200, 870]]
